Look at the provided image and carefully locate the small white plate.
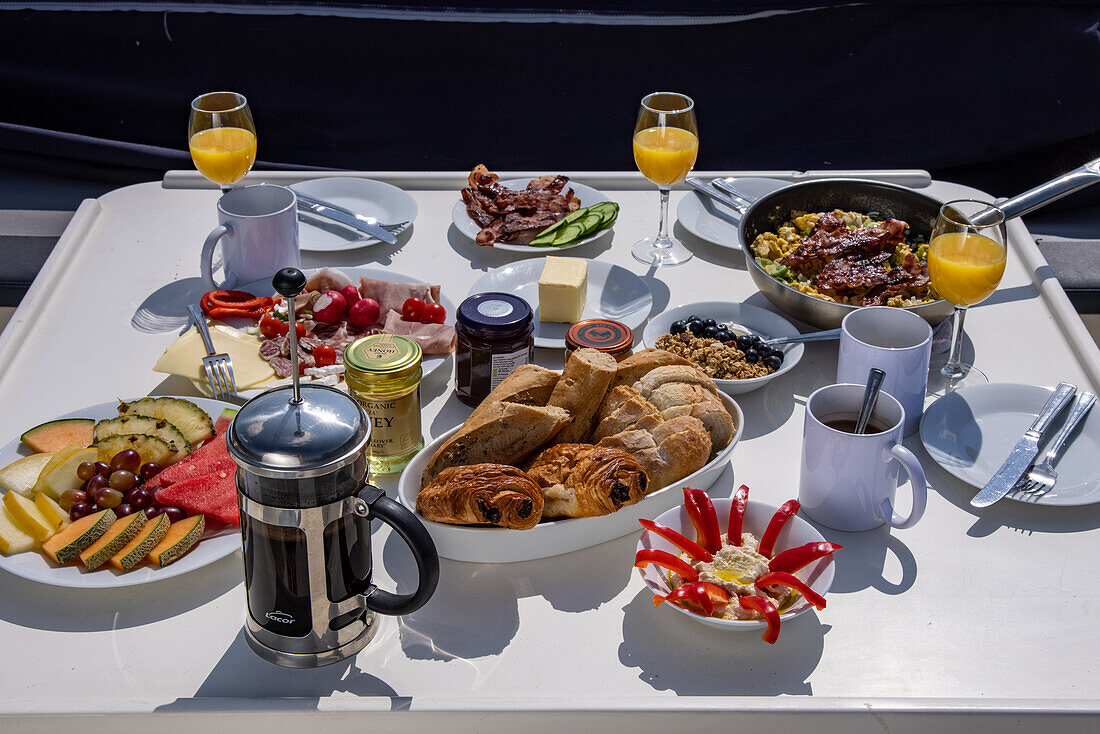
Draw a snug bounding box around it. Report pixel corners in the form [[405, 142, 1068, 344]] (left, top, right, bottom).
[[676, 177, 786, 249], [451, 179, 613, 253], [468, 259, 653, 349], [0, 397, 241, 588], [396, 393, 744, 563], [641, 301, 804, 395], [920, 383, 1100, 506], [291, 178, 417, 252], [191, 267, 454, 399], [637, 497, 834, 632]]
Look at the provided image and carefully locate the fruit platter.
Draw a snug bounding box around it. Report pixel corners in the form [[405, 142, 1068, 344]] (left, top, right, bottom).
[[0, 397, 241, 588]]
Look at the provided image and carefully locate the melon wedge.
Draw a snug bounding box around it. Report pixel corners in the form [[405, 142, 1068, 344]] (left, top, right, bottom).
[[42, 508, 116, 565], [3, 491, 56, 541], [31, 444, 94, 500], [20, 418, 93, 453], [150, 514, 204, 567], [79, 511, 147, 569], [0, 452, 55, 498], [0, 506, 38, 555], [34, 492, 70, 532], [109, 513, 170, 571]]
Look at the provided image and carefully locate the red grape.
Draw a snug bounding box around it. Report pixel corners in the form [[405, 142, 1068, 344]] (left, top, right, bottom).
[[86, 474, 108, 493], [109, 470, 137, 491], [59, 488, 87, 512], [160, 507, 187, 523], [94, 488, 124, 509], [115, 503, 135, 517], [69, 502, 91, 521], [126, 487, 151, 509], [76, 462, 96, 481], [93, 461, 111, 477], [139, 462, 163, 481], [142, 506, 159, 520], [110, 449, 141, 474]]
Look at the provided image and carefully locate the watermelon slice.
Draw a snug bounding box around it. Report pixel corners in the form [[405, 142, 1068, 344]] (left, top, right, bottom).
[[145, 415, 232, 490], [155, 469, 239, 525], [213, 408, 236, 438]]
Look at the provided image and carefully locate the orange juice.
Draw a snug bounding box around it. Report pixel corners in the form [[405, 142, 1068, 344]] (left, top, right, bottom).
[[927, 232, 1007, 306], [632, 127, 699, 186], [189, 127, 257, 186]]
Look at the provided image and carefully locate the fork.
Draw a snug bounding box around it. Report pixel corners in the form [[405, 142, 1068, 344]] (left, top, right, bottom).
[[186, 304, 238, 400], [295, 205, 409, 231], [1015, 391, 1096, 497]]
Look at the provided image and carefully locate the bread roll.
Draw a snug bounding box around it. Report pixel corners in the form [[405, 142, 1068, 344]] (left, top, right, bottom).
[[526, 443, 649, 518], [417, 464, 543, 530], [633, 364, 720, 398], [547, 348, 617, 443], [597, 415, 711, 490], [469, 364, 559, 423], [610, 348, 692, 389], [591, 386, 662, 441], [646, 382, 734, 450]]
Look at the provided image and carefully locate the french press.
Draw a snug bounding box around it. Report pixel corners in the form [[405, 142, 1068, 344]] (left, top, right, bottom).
[[228, 267, 439, 668]]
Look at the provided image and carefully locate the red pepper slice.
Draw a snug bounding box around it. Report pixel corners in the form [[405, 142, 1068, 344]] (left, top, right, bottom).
[[638, 519, 713, 563], [739, 595, 781, 644], [207, 290, 269, 308], [754, 571, 826, 611], [758, 499, 801, 558], [654, 581, 730, 617], [683, 487, 722, 554], [206, 305, 268, 321], [634, 548, 699, 583], [767, 542, 843, 574], [727, 484, 750, 547]]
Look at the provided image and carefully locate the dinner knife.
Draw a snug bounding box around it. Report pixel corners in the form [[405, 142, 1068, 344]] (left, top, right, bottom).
[[294, 191, 397, 245], [684, 176, 749, 213], [970, 382, 1078, 507]]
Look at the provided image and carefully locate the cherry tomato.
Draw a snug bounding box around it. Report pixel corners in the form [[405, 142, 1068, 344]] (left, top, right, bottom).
[[259, 312, 287, 339], [423, 302, 447, 324], [313, 344, 337, 367], [402, 297, 425, 321]]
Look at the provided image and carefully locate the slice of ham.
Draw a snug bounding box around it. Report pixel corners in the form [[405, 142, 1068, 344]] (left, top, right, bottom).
[[360, 277, 440, 317], [381, 310, 456, 355]]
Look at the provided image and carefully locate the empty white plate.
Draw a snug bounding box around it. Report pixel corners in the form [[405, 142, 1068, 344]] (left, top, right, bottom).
[[676, 177, 786, 249], [291, 178, 417, 252]]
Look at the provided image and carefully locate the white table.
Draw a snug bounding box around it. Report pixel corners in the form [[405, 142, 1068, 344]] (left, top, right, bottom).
[[1, 171, 1098, 734]]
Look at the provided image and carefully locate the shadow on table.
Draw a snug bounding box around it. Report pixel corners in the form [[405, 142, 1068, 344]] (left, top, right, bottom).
[[154, 627, 409, 711], [447, 224, 613, 272], [811, 521, 918, 595], [674, 222, 749, 270], [617, 589, 827, 696], [0, 551, 241, 632], [131, 276, 208, 333], [299, 227, 412, 270]]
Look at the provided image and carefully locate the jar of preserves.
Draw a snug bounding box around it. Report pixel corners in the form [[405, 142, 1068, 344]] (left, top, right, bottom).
[[455, 292, 534, 407], [565, 319, 634, 362], [343, 333, 424, 475]]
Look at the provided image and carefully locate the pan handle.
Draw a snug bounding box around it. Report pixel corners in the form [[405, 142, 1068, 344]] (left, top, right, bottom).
[[971, 156, 1100, 225]]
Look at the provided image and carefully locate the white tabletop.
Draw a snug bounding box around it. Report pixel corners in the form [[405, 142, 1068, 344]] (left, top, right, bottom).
[[1, 171, 1098, 733]]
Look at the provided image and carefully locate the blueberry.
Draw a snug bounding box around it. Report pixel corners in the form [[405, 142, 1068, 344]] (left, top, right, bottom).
[[670, 320, 687, 335], [716, 324, 730, 333], [736, 334, 753, 351], [743, 349, 759, 364], [748, 334, 762, 346], [764, 355, 782, 370], [689, 320, 707, 336], [687, 314, 701, 323], [771, 350, 784, 364], [702, 325, 719, 338], [703, 318, 717, 328], [715, 330, 733, 343]]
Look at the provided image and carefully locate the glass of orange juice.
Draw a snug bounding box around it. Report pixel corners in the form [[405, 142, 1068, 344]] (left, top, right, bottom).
[[632, 92, 698, 266], [188, 92, 257, 194], [927, 199, 1007, 387]]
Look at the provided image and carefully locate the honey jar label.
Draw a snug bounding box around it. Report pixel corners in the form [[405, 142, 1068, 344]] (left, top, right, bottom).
[[354, 390, 422, 456]]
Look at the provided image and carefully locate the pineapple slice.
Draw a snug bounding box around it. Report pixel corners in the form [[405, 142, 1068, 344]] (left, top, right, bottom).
[[118, 398, 214, 447]]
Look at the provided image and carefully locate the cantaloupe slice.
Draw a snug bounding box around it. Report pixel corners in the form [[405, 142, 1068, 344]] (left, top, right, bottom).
[[150, 514, 204, 567], [20, 418, 93, 454], [109, 513, 170, 571], [42, 508, 116, 565], [2, 491, 56, 541], [34, 492, 69, 532], [0, 453, 55, 498], [79, 511, 147, 570], [0, 506, 38, 555]]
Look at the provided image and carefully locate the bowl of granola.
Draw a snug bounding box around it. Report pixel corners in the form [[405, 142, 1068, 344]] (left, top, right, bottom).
[[642, 302, 804, 395]]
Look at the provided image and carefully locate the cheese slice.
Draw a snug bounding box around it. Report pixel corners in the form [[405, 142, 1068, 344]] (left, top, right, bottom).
[[538, 256, 588, 323], [154, 325, 275, 389]]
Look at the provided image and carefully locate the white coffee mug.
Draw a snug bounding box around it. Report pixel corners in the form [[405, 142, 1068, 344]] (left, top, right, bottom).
[[837, 307, 933, 436], [798, 383, 927, 532], [200, 184, 301, 290]]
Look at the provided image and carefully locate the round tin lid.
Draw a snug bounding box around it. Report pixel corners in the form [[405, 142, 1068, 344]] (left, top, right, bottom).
[[344, 333, 422, 376], [227, 384, 371, 479], [566, 319, 634, 354], [457, 292, 532, 332]]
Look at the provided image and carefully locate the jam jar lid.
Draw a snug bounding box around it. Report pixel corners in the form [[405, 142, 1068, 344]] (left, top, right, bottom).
[[227, 384, 371, 479], [566, 319, 634, 354], [344, 333, 422, 378], [457, 292, 532, 335]]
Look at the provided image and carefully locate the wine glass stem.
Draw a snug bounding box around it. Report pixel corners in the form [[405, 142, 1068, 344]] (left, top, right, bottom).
[[655, 186, 671, 247], [942, 305, 969, 379], [220, 183, 233, 195]]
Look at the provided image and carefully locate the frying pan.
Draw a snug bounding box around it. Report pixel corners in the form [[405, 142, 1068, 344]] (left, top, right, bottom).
[[734, 157, 1100, 329]]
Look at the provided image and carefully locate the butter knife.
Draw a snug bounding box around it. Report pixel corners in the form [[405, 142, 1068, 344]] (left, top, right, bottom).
[[684, 176, 749, 214], [294, 191, 398, 245], [970, 382, 1078, 507]]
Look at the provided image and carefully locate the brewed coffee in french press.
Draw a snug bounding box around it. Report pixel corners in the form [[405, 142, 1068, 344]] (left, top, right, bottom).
[[228, 267, 439, 668]]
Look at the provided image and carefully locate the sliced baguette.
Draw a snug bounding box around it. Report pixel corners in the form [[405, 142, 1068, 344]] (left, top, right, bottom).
[[547, 348, 617, 444]]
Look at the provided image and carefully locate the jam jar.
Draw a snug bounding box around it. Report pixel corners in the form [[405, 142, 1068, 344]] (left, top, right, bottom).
[[343, 333, 424, 475], [455, 292, 534, 407], [565, 319, 634, 362]]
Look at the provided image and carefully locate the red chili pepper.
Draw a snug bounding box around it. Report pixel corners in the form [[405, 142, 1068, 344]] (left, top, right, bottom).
[[654, 581, 730, 617], [683, 488, 722, 554], [755, 571, 826, 611], [767, 542, 843, 574], [758, 499, 801, 558], [634, 548, 699, 583], [639, 519, 713, 563], [739, 595, 781, 644], [728, 484, 750, 547]]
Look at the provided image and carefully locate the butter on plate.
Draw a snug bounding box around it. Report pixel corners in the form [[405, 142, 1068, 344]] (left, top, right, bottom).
[[538, 256, 588, 323], [154, 324, 275, 389]]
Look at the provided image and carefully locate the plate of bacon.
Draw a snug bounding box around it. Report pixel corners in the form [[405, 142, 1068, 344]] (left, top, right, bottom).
[[192, 267, 455, 399], [453, 165, 613, 251]]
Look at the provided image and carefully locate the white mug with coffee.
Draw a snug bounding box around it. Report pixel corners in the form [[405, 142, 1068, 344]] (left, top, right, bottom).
[[837, 307, 933, 436], [798, 383, 927, 532], [200, 184, 301, 290]]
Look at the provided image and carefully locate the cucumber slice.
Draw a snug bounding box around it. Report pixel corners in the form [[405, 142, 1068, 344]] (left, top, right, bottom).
[[530, 208, 590, 246], [589, 202, 619, 229], [549, 223, 586, 246], [576, 212, 605, 237]]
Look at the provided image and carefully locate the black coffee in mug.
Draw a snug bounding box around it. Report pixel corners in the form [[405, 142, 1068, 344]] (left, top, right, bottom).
[[824, 417, 886, 434]]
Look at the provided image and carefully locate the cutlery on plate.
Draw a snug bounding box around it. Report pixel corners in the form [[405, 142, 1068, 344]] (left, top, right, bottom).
[[763, 328, 842, 347], [970, 381, 1077, 508], [710, 177, 756, 205], [684, 176, 749, 213], [186, 304, 237, 401], [1014, 391, 1096, 497], [293, 191, 399, 244]]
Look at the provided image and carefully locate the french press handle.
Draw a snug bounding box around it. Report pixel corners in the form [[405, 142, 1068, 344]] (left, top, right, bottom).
[[355, 485, 439, 615]]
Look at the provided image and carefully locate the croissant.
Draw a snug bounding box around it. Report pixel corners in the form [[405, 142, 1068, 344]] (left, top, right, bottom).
[[526, 443, 649, 519], [416, 464, 544, 530]]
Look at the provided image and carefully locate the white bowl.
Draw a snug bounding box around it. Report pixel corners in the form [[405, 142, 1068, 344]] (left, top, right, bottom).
[[396, 393, 744, 563], [641, 301, 804, 395], [636, 497, 835, 632]]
